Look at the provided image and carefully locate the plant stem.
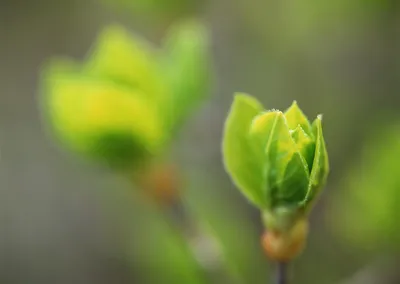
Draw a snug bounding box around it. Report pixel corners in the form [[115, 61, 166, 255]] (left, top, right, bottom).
[[276, 262, 288, 284]]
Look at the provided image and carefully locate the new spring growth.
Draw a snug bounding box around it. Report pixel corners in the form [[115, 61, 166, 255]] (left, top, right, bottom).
[[39, 20, 210, 169], [223, 94, 329, 261]]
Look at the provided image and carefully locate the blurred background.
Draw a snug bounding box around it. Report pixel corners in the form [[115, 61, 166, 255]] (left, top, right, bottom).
[[1, 0, 400, 283]]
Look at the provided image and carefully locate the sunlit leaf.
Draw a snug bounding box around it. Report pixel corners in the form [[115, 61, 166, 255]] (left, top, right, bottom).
[[222, 93, 267, 208]]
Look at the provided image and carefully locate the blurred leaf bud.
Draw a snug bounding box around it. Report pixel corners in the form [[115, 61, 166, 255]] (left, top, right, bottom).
[[39, 20, 211, 170]]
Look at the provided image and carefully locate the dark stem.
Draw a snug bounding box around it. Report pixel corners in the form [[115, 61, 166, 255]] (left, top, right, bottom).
[[276, 262, 288, 284]]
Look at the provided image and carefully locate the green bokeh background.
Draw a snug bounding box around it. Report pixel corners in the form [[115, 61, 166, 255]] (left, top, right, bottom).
[[1, 0, 400, 283]]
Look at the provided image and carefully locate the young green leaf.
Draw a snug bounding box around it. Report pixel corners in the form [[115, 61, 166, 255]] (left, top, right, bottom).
[[284, 101, 312, 135], [223, 94, 329, 247], [278, 153, 310, 207], [223, 93, 267, 208], [290, 125, 315, 172], [250, 112, 309, 207], [302, 115, 329, 210]]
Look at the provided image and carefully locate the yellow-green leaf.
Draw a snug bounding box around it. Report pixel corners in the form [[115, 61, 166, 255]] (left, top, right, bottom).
[[302, 115, 329, 210], [251, 112, 309, 207], [162, 20, 211, 131], [284, 101, 312, 135], [222, 93, 267, 208], [290, 125, 315, 172], [42, 70, 165, 166], [84, 24, 165, 103]]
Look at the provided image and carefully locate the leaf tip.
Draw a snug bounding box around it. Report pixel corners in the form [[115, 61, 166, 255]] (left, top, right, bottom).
[[233, 92, 252, 100], [286, 100, 304, 114]]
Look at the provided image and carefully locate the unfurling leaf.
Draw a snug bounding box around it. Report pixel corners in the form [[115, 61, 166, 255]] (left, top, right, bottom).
[[222, 95, 329, 231], [222, 93, 266, 208]]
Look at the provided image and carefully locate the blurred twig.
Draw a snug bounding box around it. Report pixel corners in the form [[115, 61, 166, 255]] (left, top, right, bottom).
[[168, 198, 224, 274], [276, 262, 288, 284], [132, 161, 226, 282]]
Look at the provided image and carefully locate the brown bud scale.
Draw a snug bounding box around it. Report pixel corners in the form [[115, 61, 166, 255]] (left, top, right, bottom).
[[134, 162, 181, 206], [261, 218, 309, 262]]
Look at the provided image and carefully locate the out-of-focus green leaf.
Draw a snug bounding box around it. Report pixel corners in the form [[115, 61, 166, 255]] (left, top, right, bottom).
[[162, 20, 211, 131], [40, 21, 211, 168], [329, 123, 400, 250], [41, 69, 165, 167], [222, 93, 267, 208], [84, 25, 166, 104]]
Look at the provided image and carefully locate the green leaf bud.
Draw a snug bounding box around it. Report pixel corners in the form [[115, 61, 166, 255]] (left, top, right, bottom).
[[223, 95, 329, 231]]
